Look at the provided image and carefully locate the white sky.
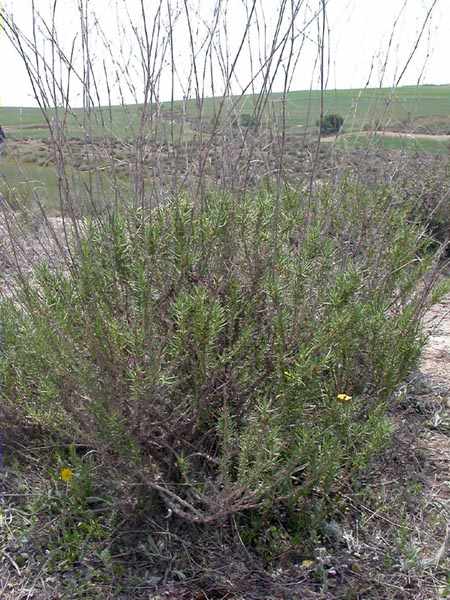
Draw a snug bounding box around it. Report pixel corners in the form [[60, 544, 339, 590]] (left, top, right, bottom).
[[1, 0, 449, 107]]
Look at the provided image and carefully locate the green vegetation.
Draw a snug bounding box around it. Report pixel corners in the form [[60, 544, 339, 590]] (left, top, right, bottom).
[[278, 84, 450, 132], [2, 172, 447, 597], [1, 1, 449, 593], [317, 113, 344, 134], [1, 182, 437, 545], [0, 156, 132, 217], [239, 113, 258, 128], [0, 157, 60, 213], [1, 105, 449, 600]]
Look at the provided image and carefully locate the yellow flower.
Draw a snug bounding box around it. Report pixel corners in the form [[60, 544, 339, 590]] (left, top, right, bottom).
[[301, 559, 315, 568], [337, 393, 352, 403], [60, 467, 74, 482]]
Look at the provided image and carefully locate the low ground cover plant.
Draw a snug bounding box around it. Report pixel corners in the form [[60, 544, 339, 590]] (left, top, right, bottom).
[[0, 180, 439, 545]]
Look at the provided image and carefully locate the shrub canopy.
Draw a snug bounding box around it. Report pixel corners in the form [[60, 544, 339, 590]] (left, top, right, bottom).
[[318, 113, 344, 134], [0, 181, 434, 532]]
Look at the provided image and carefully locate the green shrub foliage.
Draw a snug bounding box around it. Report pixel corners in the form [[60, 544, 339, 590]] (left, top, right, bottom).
[[0, 182, 434, 533], [239, 113, 258, 128], [317, 113, 344, 134]]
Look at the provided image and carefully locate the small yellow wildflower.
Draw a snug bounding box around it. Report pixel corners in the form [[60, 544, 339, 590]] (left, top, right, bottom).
[[60, 467, 74, 482], [337, 393, 352, 403], [301, 559, 315, 568]]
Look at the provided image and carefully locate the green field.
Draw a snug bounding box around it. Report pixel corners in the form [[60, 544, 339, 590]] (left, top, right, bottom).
[[0, 156, 133, 215], [1, 84, 449, 141], [0, 105, 197, 142], [0, 157, 60, 211], [275, 84, 450, 132]]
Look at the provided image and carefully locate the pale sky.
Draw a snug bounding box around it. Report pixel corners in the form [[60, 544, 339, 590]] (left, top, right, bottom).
[[1, 0, 448, 107]]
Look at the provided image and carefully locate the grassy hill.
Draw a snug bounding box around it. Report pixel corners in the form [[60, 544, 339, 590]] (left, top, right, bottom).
[[1, 84, 450, 141]]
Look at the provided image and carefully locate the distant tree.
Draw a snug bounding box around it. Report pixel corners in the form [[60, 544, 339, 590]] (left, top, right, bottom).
[[317, 113, 344, 134]]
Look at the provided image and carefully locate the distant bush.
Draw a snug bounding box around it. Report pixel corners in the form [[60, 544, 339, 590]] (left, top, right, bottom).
[[239, 113, 258, 128], [317, 113, 344, 134], [0, 182, 437, 541]]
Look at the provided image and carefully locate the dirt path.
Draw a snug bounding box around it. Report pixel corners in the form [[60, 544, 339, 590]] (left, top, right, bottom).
[[321, 130, 450, 143], [375, 131, 450, 142]]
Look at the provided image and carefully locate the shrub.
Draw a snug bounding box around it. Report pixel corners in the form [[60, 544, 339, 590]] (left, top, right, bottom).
[[317, 113, 344, 134], [0, 181, 437, 540], [239, 113, 258, 128]]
